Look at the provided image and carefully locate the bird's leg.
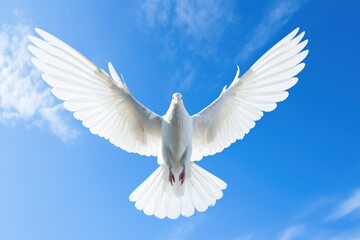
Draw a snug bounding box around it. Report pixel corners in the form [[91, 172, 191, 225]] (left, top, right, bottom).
[[179, 166, 185, 185], [179, 146, 191, 185], [162, 145, 175, 186], [169, 167, 175, 186]]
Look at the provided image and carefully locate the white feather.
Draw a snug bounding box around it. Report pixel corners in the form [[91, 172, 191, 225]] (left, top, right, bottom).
[[29, 29, 162, 157], [129, 163, 226, 219], [192, 28, 308, 161]]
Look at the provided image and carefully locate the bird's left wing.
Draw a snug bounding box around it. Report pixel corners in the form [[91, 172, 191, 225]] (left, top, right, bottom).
[[28, 28, 162, 157], [192, 28, 308, 161]]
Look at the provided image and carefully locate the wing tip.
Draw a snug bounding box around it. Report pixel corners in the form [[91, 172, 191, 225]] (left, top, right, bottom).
[[30, 57, 41, 67], [34, 27, 44, 36], [299, 62, 306, 68], [108, 61, 121, 83], [27, 34, 34, 43], [27, 45, 37, 56], [302, 49, 310, 57], [291, 27, 300, 38]]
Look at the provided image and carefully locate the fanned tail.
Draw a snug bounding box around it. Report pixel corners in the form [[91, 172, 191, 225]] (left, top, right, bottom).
[[129, 163, 227, 219]]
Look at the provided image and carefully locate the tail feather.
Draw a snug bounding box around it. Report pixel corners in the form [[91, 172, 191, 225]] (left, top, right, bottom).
[[129, 165, 161, 202], [153, 179, 168, 219], [167, 193, 181, 219], [152, 176, 166, 215], [191, 168, 217, 204], [129, 163, 227, 219], [189, 177, 208, 212], [192, 163, 226, 199], [181, 188, 195, 217], [142, 172, 163, 216]]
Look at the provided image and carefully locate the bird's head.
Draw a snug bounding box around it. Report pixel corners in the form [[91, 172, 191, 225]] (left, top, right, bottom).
[[171, 93, 183, 105]]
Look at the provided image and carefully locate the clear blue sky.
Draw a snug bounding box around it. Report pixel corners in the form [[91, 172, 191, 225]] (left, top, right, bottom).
[[0, 0, 359, 239]]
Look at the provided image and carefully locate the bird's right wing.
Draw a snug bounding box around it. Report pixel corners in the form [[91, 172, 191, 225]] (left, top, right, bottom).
[[28, 28, 162, 157], [192, 28, 308, 161]]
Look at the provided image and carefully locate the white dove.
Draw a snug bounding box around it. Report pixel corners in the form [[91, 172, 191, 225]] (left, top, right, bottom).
[[28, 27, 308, 219]]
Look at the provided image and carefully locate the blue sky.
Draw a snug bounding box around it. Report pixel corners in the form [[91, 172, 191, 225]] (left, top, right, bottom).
[[0, 0, 359, 239]]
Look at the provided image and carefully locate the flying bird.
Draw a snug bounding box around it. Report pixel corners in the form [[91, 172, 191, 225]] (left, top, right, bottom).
[[28, 27, 308, 219]]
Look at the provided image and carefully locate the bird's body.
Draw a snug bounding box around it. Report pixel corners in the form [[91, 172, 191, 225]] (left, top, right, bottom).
[[28, 27, 308, 219], [162, 93, 192, 183]]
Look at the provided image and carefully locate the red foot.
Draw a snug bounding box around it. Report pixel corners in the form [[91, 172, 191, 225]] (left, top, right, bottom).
[[179, 167, 186, 185], [169, 169, 175, 186]]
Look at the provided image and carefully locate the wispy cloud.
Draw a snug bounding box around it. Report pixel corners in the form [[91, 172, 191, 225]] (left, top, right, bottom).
[[173, 0, 233, 40], [138, 0, 236, 61], [279, 225, 305, 240], [232, 187, 360, 240], [139, 0, 234, 40], [179, 69, 195, 91], [328, 189, 360, 221], [165, 215, 205, 240], [296, 197, 335, 219], [138, 0, 236, 90], [329, 228, 360, 240], [168, 62, 196, 93], [0, 23, 78, 141], [235, 232, 255, 240], [140, 0, 173, 28], [236, 0, 308, 62]]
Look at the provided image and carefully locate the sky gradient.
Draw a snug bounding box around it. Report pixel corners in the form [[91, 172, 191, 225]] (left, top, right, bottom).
[[0, 0, 360, 239]]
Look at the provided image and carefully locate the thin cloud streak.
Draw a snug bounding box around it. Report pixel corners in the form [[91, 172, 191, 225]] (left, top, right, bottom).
[[0, 23, 78, 141], [329, 228, 360, 240], [139, 0, 172, 28], [236, 0, 307, 62], [232, 187, 360, 239], [235, 233, 255, 240], [279, 225, 305, 240], [174, 0, 233, 40], [328, 189, 360, 221], [167, 62, 197, 94], [138, 0, 236, 63], [165, 215, 205, 240], [139, 0, 234, 40]]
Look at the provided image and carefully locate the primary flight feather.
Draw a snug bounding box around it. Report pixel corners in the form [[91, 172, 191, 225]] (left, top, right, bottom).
[[28, 27, 308, 219]]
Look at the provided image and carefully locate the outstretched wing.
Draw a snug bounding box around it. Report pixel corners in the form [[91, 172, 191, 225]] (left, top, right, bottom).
[[192, 28, 308, 161], [28, 28, 162, 157]]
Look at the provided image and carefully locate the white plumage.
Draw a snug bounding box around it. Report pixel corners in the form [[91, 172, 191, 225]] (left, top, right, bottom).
[[28, 27, 308, 219]]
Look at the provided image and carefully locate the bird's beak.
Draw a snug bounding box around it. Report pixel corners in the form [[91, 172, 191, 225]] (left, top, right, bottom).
[[174, 97, 182, 104]]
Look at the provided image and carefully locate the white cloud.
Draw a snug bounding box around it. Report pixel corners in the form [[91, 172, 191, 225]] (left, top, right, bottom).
[[138, 0, 236, 62], [279, 225, 305, 240], [178, 63, 196, 91], [174, 0, 233, 40], [165, 215, 205, 240], [329, 229, 360, 240], [140, 0, 233, 40], [0, 23, 78, 141], [235, 233, 255, 240], [167, 62, 197, 94], [140, 0, 173, 28], [232, 187, 360, 240], [296, 197, 335, 219], [328, 189, 360, 221], [236, 0, 307, 62]]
